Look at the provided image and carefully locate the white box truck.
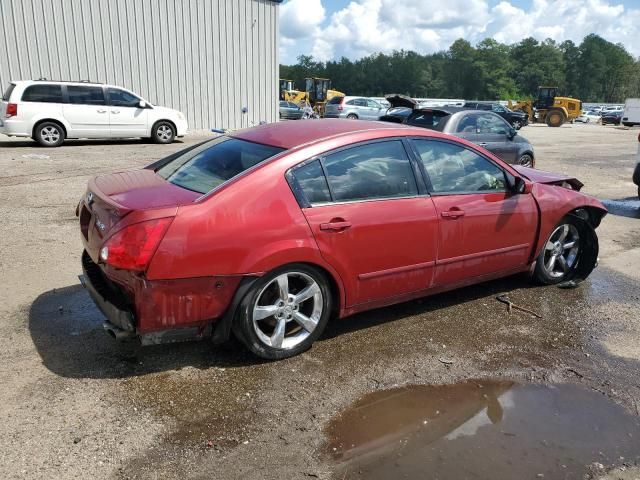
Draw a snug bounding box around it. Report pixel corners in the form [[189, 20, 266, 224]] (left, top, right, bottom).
[[622, 98, 640, 126]]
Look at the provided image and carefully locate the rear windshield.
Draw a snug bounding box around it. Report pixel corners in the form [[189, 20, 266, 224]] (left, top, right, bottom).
[[156, 136, 285, 194], [328, 96, 344, 105], [2, 83, 15, 101], [406, 111, 451, 130]]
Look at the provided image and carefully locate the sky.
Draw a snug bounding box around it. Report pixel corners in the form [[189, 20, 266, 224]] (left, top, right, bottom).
[[278, 0, 640, 64]]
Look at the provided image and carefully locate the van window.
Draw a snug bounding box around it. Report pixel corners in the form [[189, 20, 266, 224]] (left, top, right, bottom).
[[156, 136, 285, 194], [22, 84, 63, 103], [2, 83, 15, 101], [67, 86, 106, 105], [107, 88, 140, 107]]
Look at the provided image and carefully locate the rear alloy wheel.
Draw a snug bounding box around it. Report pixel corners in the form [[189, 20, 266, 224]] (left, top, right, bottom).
[[234, 265, 332, 359], [517, 153, 534, 168], [152, 121, 175, 144], [512, 120, 523, 130], [533, 218, 582, 285], [346, 113, 358, 120], [35, 121, 65, 147]]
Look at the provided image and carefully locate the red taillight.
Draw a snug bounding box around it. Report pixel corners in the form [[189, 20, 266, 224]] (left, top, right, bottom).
[[101, 218, 173, 271], [6, 103, 17, 117]]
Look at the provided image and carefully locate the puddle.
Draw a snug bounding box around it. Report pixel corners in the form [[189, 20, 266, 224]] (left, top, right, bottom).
[[325, 380, 640, 479], [601, 197, 640, 219]]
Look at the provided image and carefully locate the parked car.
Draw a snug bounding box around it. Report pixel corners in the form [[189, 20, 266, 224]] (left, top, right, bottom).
[[0, 80, 187, 147], [384, 104, 536, 167], [324, 96, 386, 120], [279, 101, 304, 120], [463, 101, 529, 129], [78, 119, 605, 360], [622, 98, 640, 127], [601, 111, 623, 125], [575, 111, 601, 123], [633, 132, 640, 199]]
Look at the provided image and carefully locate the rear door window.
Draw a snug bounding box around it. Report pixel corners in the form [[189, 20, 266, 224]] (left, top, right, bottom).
[[321, 140, 418, 202], [156, 136, 284, 194], [2, 83, 15, 101], [21, 84, 63, 103], [292, 160, 332, 204], [67, 86, 106, 105]]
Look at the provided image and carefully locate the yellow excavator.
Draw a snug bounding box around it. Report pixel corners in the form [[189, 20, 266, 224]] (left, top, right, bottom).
[[280, 77, 344, 117], [509, 86, 581, 127]]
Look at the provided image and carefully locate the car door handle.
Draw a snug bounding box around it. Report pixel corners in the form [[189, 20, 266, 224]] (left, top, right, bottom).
[[97, 109, 107, 113], [477, 142, 488, 146], [320, 220, 352, 232], [111, 110, 120, 114], [441, 209, 465, 219]]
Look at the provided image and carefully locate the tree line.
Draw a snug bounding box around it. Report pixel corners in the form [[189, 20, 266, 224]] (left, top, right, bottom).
[[280, 34, 640, 103]]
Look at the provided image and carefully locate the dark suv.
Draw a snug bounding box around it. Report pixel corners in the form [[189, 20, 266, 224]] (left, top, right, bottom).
[[463, 102, 529, 129]]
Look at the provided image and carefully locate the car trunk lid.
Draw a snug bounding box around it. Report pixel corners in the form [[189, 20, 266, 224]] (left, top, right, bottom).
[[79, 169, 200, 259], [385, 94, 417, 110]]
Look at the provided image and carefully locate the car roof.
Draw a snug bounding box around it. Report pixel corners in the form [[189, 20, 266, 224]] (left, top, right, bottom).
[[10, 79, 118, 88], [230, 119, 437, 149]]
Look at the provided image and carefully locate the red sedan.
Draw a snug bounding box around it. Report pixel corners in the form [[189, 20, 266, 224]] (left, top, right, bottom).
[[78, 120, 606, 359]]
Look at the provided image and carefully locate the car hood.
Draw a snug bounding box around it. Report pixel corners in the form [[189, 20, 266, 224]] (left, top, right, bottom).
[[512, 165, 584, 191], [385, 94, 417, 109]]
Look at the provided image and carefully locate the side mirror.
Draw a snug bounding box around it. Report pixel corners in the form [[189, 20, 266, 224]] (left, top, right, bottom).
[[514, 176, 532, 194], [138, 100, 147, 109], [507, 127, 517, 139]]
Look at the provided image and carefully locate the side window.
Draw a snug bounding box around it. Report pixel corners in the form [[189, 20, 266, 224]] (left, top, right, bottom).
[[292, 160, 331, 205], [492, 104, 505, 113], [366, 99, 380, 108], [67, 86, 106, 105], [346, 99, 357, 106], [478, 103, 492, 111], [477, 113, 509, 135], [279, 101, 287, 107], [322, 141, 418, 202], [107, 88, 140, 107], [456, 114, 479, 133], [21, 84, 63, 103], [413, 140, 506, 194], [289, 102, 299, 109]]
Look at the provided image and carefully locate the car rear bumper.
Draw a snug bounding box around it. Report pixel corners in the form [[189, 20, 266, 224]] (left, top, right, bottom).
[[0, 118, 31, 137], [80, 250, 243, 339]]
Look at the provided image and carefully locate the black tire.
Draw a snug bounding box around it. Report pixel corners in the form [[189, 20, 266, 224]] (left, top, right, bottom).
[[533, 215, 591, 285], [346, 113, 358, 120], [34, 121, 65, 147], [233, 264, 332, 360], [517, 153, 534, 168], [151, 121, 175, 144], [545, 109, 565, 127], [637, 186, 640, 200], [623, 122, 632, 127]]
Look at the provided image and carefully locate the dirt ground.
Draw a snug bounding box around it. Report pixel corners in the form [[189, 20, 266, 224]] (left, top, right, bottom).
[[0, 122, 639, 479]]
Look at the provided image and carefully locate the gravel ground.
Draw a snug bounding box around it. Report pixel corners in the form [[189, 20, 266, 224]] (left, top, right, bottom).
[[0, 122, 639, 479]]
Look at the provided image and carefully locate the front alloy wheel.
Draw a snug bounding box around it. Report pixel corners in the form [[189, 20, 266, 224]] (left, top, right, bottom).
[[517, 154, 534, 168], [234, 265, 332, 359], [533, 218, 584, 284]]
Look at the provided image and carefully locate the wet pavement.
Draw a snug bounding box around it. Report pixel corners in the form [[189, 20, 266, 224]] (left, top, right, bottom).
[[326, 380, 640, 480]]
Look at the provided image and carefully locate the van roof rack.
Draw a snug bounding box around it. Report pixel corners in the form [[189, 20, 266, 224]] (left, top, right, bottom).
[[34, 78, 103, 84]]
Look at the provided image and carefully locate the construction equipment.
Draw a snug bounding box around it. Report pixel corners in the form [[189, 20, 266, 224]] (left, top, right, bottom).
[[279, 77, 344, 117], [508, 87, 581, 127]]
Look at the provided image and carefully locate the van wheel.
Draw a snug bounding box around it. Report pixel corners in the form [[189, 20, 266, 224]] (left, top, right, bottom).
[[34, 121, 65, 147], [152, 121, 175, 144], [233, 264, 332, 360]]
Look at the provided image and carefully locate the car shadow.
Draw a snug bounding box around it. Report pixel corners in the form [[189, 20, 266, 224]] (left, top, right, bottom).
[[28, 284, 263, 380], [30, 274, 537, 380], [0, 139, 185, 148], [322, 273, 535, 340]]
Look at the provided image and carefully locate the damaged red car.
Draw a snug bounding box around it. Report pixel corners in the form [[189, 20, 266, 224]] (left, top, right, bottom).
[[78, 119, 606, 359]]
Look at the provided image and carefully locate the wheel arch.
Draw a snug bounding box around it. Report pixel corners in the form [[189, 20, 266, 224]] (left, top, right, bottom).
[[32, 118, 68, 139]]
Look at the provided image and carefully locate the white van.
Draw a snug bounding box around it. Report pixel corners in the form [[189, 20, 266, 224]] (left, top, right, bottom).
[[1, 80, 188, 146], [622, 99, 640, 127]]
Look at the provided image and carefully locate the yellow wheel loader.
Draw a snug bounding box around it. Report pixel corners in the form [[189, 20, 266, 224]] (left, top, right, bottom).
[[509, 87, 581, 127], [280, 78, 344, 117]]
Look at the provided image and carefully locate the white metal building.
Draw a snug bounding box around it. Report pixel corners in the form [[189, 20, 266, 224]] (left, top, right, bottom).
[[0, 0, 281, 130]]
